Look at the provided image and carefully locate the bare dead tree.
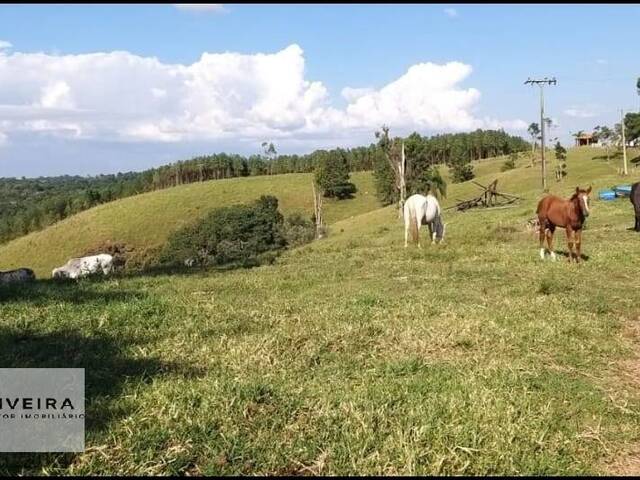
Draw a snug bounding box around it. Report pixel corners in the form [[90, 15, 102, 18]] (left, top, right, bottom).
[[444, 179, 523, 212], [376, 125, 407, 218], [312, 180, 324, 239]]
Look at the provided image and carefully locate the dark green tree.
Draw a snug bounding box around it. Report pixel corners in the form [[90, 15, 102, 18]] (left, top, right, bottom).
[[403, 132, 447, 198], [314, 150, 357, 199], [160, 195, 285, 268], [528, 122, 540, 161], [554, 142, 568, 181], [450, 160, 475, 183], [624, 112, 640, 142]]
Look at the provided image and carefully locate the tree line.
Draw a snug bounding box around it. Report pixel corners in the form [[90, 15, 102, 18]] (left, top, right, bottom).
[[0, 145, 382, 244], [372, 128, 529, 205], [0, 128, 528, 244], [145, 146, 380, 190]]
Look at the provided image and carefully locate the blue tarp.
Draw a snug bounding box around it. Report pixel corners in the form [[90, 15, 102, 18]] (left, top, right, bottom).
[[599, 190, 616, 200], [614, 185, 632, 197]]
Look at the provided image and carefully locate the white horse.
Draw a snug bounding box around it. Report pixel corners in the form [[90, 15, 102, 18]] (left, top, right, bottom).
[[403, 193, 446, 247]]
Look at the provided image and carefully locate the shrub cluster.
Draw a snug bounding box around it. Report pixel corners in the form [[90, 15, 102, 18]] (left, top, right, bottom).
[[501, 152, 518, 172], [280, 212, 316, 248], [159, 196, 317, 270]]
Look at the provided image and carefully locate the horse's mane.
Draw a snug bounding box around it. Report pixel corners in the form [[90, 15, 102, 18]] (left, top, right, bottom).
[[569, 189, 588, 201]]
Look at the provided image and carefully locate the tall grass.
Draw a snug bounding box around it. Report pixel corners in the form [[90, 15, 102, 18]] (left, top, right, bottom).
[[1, 147, 640, 474]]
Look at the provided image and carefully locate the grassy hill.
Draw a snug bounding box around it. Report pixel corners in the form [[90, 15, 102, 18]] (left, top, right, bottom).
[[1, 147, 640, 475], [0, 171, 377, 277]]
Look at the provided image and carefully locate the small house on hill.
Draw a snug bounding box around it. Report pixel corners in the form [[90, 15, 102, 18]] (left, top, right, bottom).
[[575, 132, 596, 147]]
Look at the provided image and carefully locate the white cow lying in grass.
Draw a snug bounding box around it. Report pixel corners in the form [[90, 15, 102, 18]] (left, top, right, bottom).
[[0, 268, 36, 284], [52, 254, 114, 279]]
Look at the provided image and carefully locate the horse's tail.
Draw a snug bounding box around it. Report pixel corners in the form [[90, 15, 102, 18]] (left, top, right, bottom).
[[536, 196, 548, 216], [434, 202, 445, 241], [409, 205, 419, 245]]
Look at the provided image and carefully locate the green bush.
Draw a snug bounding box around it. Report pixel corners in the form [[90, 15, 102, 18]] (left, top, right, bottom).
[[159, 195, 286, 269], [501, 152, 517, 172], [450, 161, 475, 183], [314, 150, 358, 199], [280, 212, 316, 248]]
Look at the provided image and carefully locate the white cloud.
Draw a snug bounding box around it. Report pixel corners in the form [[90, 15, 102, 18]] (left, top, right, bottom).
[[564, 107, 597, 118], [341, 62, 521, 133], [341, 87, 375, 102], [0, 131, 7, 146], [173, 4, 225, 12], [596, 59, 607, 65], [39, 81, 74, 109], [0, 40, 12, 50], [0, 44, 525, 147], [444, 8, 458, 18], [151, 87, 167, 99]]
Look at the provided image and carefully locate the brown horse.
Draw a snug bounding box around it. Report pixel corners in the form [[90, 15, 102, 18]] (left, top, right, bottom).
[[536, 186, 592, 263]]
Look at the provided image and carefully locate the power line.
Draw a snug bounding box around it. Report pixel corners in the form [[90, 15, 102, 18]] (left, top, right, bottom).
[[525, 77, 557, 191], [550, 76, 633, 84]]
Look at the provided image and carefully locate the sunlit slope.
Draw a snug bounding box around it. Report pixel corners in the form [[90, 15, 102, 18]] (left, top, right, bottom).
[[331, 147, 639, 246], [2, 147, 640, 474], [0, 172, 377, 277], [1, 147, 637, 278]]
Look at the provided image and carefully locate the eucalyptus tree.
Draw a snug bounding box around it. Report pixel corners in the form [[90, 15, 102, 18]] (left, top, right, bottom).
[[594, 125, 615, 162], [528, 123, 541, 162]]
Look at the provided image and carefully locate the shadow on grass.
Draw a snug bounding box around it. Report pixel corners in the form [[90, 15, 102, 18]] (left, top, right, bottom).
[[0, 328, 206, 474], [592, 151, 622, 162], [592, 152, 640, 168], [62, 256, 280, 283], [0, 279, 146, 304], [553, 250, 590, 261]]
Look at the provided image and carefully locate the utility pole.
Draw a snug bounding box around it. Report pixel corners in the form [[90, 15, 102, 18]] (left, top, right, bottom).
[[621, 108, 628, 176], [525, 77, 557, 191]]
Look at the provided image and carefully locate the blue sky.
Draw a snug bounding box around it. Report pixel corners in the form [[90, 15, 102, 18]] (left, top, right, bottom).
[[0, 4, 639, 177]]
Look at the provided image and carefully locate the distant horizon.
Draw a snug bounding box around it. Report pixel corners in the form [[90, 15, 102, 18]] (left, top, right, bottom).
[[0, 127, 532, 180], [1, 4, 638, 177]]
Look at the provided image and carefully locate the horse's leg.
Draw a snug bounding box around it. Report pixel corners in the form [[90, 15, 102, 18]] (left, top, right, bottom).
[[546, 226, 556, 261], [575, 229, 582, 263], [566, 226, 576, 262], [404, 218, 409, 248], [404, 207, 411, 248], [416, 207, 423, 249], [538, 218, 547, 260]]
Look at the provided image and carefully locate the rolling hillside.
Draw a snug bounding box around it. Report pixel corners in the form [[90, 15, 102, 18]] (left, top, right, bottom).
[[0, 172, 377, 277], [0, 148, 636, 277], [1, 147, 640, 475]]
